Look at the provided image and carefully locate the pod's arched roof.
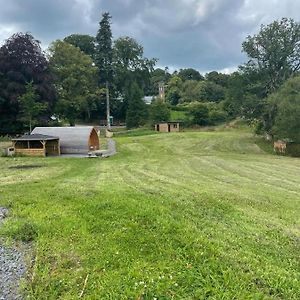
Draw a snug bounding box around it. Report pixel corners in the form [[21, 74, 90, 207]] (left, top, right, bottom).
[[32, 127, 98, 153]]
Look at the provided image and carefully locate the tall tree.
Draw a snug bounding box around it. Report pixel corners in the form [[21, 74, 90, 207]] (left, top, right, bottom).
[[49, 40, 98, 126], [205, 71, 229, 87], [95, 12, 113, 129], [267, 76, 300, 142], [242, 18, 300, 94], [18, 81, 47, 132], [178, 68, 204, 81], [149, 100, 170, 126], [113, 36, 157, 96], [125, 82, 148, 129], [64, 34, 96, 57], [165, 75, 183, 105], [0, 33, 56, 134], [147, 68, 171, 96]]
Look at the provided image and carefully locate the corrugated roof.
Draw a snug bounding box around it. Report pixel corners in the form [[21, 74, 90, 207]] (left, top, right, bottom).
[[12, 134, 59, 141], [31, 127, 98, 154]]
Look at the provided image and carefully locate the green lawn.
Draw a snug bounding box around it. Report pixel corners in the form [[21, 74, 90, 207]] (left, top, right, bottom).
[[1, 129, 300, 299], [170, 110, 188, 122]]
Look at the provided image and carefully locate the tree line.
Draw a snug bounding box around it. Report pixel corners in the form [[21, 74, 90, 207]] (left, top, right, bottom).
[[0, 13, 156, 133], [0, 14, 300, 142]]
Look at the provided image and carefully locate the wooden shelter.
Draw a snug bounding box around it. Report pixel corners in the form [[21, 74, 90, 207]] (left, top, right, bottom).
[[155, 122, 180, 133], [31, 126, 99, 154], [12, 134, 60, 157]]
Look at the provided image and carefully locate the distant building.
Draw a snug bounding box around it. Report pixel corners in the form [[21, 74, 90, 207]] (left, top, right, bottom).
[[158, 82, 165, 101], [155, 122, 180, 133], [143, 96, 154, 105]]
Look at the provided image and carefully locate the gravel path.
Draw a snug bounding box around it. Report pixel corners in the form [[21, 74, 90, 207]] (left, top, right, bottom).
[[94, 138, 117, 157], [0, 207, 25, 300]]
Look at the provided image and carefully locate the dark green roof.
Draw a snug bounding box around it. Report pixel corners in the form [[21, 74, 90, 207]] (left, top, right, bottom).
[[12, 134, 59, 141]]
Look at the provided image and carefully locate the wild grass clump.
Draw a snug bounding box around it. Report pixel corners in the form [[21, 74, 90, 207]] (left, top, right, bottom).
[[10, 222, 38, 242]]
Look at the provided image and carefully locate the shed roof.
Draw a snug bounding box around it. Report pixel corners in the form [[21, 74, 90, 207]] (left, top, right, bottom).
[[31, 126, 98, 154], [12, 134, 59, 141]]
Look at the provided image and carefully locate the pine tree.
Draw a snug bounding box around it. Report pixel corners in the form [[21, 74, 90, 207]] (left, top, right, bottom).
[[95, 12, 113, 84], [95, 12, 113, 129], [126, 82, 148, 129]]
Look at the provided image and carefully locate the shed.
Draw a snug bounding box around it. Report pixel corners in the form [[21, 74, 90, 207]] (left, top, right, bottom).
[[12, 134, 60, 157], [155, 122, 180, 133], [31, 127, 99, 154]]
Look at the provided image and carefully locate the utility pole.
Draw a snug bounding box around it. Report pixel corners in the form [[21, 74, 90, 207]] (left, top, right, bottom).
[[106, 81, 111, 130]]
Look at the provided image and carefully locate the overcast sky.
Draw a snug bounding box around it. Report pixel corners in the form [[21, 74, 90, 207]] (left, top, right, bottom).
[[0, 0, 299, 73]]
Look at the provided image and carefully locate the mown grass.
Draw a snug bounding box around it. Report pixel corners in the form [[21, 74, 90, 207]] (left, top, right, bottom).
[[170, 110, 188, 121], [0, 129, 300, 299]]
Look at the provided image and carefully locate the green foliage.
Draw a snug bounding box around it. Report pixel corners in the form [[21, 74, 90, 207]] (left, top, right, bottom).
[[147, 68, 171, 96], [148, 100, 170, 125], [224, 71, 266, 120], [166, 76, 183, 105], [268, 76, 300, 142], [197, 81, 225, 103], [187, 102, 210, 125], [242, 18, 300, 93], [205, 71, 229, 87], [125, 82, 148, 129], [49, 40, 99, 125], [113, 36, 157, 96], [170, 109, 188, 122], [178, 68, 204, 81], [285, 143, 300, 157], [180, 80, 200, 103], [95, 12, 113, 85], [18, 81, 47, 132], [64, 34, 96, 57], [8, 221, 38, 242], [167, 75, 226, 104], [208, 102, 228, 124], [186, 102, 228, 126], [0, 32, 56, 134]]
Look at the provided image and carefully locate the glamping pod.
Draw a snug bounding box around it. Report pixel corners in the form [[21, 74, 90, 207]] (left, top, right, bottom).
[[32, 127, 99, 154]]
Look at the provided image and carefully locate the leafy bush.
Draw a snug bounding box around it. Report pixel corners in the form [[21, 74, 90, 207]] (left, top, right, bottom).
[[148, 100, 170, 126], [187, 102, 210, 126], [268, 76, 300, 142], [186, 102, 228, 126]]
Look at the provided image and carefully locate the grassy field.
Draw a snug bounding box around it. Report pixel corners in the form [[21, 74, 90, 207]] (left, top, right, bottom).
[[170, 110, 188, 122], [0, 128, 300, 299]]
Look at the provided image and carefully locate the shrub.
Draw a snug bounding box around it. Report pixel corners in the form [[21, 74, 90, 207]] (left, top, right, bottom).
[[148, 100, 170, 126]]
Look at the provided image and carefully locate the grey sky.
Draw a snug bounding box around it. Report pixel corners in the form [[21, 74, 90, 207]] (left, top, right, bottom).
[[0, 0, 299, 73]]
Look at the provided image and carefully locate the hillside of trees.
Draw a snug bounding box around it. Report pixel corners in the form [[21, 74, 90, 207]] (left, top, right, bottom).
[[0, 15, 300, 143]]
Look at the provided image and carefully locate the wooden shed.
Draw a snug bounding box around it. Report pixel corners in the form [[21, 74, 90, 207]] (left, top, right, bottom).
[[31, 126, 99, 154], [12, 134, 60, 157], [155, 122, 180, 133]]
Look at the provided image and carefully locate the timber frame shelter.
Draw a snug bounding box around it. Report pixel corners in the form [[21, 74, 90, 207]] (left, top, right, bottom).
[[12, 134, 60, 157], [155, 122, 180, 133]]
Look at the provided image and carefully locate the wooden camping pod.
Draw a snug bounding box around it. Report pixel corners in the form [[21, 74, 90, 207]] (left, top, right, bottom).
[[31, 127, 99, 154]]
